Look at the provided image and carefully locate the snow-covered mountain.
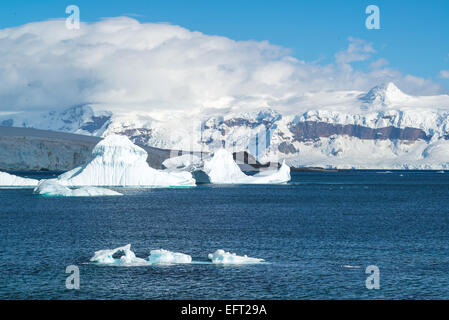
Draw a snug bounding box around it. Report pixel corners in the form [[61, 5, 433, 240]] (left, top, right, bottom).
[[2, 82, 449, 169], [1, 105, 112, 136]]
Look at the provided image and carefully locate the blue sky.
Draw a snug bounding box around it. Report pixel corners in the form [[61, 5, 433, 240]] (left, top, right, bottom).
[[0, 0, 448, 89]]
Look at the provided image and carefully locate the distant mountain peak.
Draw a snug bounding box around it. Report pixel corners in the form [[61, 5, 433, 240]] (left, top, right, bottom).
[[359, 82, 409, 106], [378, 82, 405, 96]]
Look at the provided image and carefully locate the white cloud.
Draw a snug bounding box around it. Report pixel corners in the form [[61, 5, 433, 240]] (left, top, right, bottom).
[[440, 70, 449, 79], [335, 37, 376, 65], [370, 58, 389, 69], [0, 17, 445, 116]]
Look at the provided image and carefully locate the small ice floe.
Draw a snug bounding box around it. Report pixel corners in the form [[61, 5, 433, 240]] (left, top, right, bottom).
[[437, 171, 445, 174], [0, 171, 38, 187], [90, 244, 148, 266], [342, 265, 361, 269], [33, 179, 122, 197], [207, 249, 265, 264], [148, 249, 192, 264], [89, 245, 192, 266]]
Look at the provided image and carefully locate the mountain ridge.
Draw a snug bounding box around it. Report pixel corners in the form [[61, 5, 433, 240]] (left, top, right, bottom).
[[2, 83, 449, 169]]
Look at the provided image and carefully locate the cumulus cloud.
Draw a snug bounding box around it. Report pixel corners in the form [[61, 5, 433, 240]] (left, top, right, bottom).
[[0, 17, 445, 116], [370, 58, 389, 69], [335, 37, 376, 65]]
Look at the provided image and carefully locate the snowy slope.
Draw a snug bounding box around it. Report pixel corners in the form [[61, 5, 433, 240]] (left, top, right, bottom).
[[1, 105, 112, 136], [2, 83, 449, 169]]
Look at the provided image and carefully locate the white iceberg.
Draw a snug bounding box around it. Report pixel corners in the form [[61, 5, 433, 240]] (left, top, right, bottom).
[[90, 244, 148, 266], [204, 149, 249, 183], [90, 244, 192, 266], [33, 179, 122, 197], [250, 160, 291, 184], [162, 154, 202, 171], [0, 171, 38, 187], [203, 149, 290, 184], [208, 249, 265, 264], [148, 249, 192, 264], [56, 135, 195, 187]]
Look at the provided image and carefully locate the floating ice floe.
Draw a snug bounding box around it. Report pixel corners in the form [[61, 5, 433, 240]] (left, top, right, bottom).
[[203, 149, 290, 184], [55, 135, 195, 187], [89, 245, 265, 266], [90, 244, 192, 266], [33, 179, 122, 197], [0, 171, 38, 187], [208, 249, 265, 264], [90, 244, 148, 266], [148, 249, 192, 264]]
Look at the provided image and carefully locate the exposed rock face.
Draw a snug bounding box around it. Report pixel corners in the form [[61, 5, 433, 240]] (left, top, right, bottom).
[[278, 141, 297, 154], [221, 111, 281, 129], [119, 128, 153, 145], [80, 115, 111, 133], [288, 121, 430, 142], [204, 110, 281, 131]]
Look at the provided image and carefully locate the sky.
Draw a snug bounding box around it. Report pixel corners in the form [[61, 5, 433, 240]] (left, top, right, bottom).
[[0, 0, 448, 114]]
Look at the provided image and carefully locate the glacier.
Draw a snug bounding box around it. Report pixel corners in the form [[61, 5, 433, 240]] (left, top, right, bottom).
[[89, 244, 192, 266], [33, 179, 122, 197], [0, 171, 38, 187], [207, 249, 265, 264], [55, 135, 196, 187], [203, 149, 290, 184]]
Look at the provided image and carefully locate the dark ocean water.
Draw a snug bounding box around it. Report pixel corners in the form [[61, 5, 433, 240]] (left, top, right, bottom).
[[1, 171, 449, 299]]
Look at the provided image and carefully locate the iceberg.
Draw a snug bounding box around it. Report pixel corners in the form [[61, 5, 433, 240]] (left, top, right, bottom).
[[90, 244, 148, 266], [203, 149, 290, 184], [0, 171, 38, 187], [204, 149, 249, 183], [148, 249, 192, 264], [90, 245, 192, 266], [33, 179, 122, 197], [250, 160, 291, 184], [56, 135, 196, 187], [89, 245, 265, 266], [208, 249, 265, 264], [162, 154, 202, 171]]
